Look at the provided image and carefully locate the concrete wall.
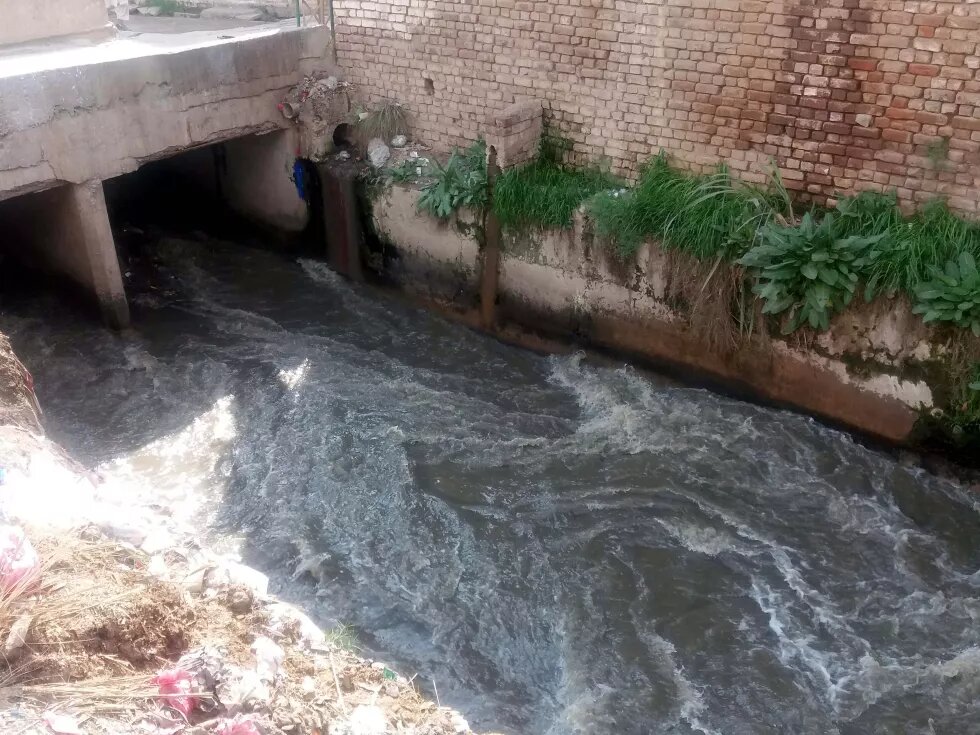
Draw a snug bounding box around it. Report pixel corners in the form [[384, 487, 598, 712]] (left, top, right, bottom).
[[0, 0, 110, 46], [222, 129, 308, 232], [337, 0, 980, 215], [371, 183, 480, 303], [370, 184, 938, 444]]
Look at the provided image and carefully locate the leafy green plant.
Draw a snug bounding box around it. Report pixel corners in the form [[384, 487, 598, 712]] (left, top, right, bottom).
[[388, 159, 427, 183], [912, 252, 980, 336], [740, 212, 883, 333], [836, 192, 980, 294], [417, 140, 487, 219]]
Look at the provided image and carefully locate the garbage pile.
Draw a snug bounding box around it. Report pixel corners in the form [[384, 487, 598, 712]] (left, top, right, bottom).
[[0, 525, 486, 735], [279, 74, 353, 162]]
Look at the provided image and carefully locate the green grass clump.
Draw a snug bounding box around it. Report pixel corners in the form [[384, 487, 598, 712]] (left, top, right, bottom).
[[587, 153, 792, 260], [493, 161, 622, 230], [323, 623, 360, 651], [356, 100, 409, 145], [836, 191, 980, 295]]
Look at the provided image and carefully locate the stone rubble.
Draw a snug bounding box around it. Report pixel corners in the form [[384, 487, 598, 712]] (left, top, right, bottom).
[[367, 138, 391, 168]]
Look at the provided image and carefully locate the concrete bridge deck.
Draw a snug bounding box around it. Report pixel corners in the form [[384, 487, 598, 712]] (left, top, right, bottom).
[[0, 19, 331, 328]]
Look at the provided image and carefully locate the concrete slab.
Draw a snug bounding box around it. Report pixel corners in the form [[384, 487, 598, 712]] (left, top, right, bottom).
[[0, 0, 112, 47], [122, 15, 268, 33], [0, 20, 310, 78], [0, 22, 333, 200], [200, 7, 266, 21]]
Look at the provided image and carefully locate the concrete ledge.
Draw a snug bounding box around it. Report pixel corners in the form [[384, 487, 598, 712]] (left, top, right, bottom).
[[370, 185, 934, 445]]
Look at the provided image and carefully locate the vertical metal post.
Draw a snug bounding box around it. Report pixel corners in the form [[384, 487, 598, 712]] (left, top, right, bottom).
[[480, 146, 502, 329], [295, 0, 301, 26], [328, 0, 338, 63]]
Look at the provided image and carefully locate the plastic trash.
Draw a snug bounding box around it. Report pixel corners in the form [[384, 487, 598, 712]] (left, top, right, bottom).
[[252, 636, 284, 682], [42, 711, 82, 734], [215, 715, 261, 735], [0, 525, 40, 593], [154, 668, 198, 718], [293, 160, 306, 200]]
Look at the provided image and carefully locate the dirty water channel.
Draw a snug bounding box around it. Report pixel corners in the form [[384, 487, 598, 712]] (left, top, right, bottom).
[[1, 233, 979, 735]]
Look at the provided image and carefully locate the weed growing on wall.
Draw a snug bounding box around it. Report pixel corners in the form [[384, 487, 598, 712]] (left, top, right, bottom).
[[740, 213, 883, 332], [354, 100, 410, 149], [913, 253, 980, 336], [835, 192, 980, 294], [417, 140, 488, 219], [587, 154, 792, 260], [925, 136, 951, 170], [919, 361, 980, 451], [494, 161, 621, 230]]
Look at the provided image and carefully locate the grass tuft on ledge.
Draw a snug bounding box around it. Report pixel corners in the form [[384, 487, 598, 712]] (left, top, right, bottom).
[[587, 153, 794, 260], [835, 191, 980, 294], [493, 160, 622, 231]]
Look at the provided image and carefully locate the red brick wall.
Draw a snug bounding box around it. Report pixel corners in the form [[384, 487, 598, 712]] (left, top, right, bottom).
[[335, 0, 980, 215]]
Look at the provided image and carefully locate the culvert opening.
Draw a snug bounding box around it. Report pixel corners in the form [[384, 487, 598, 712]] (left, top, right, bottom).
[[333, 123, 356, 150], [103, 132, 322, 255], [0, 131, 329, 325]]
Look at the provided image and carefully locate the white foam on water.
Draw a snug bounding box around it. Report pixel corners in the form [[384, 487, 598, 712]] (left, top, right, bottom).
[[655, 519, 745, 557], [96, 395, 238, 540], [548, 353, 660, 455], [299, 257, 347, 288], [750, 579, 838, 693], [639, 631, 723, 735], [278, 358, 310, 390]]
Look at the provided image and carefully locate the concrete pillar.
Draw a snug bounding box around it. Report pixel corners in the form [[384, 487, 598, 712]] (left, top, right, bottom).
[[316, 163, 363, 280], [67, 181, 130, 329], [0, 180, 129, 329], [485, 99, 544, 170]]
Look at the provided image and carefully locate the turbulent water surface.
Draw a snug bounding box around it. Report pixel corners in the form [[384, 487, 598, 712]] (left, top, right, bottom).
[[3, 235, 980, 735]]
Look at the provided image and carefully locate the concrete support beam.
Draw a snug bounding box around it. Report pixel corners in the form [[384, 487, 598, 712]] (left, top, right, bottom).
[[66, 181, 130, 329], [0, 181, 129, 329]]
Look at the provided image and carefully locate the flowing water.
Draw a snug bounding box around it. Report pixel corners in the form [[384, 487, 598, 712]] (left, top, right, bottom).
[[2, 234, 980, 735]]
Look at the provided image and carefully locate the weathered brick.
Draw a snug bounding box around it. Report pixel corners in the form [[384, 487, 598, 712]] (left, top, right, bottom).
[[336, 0, 980, 216]]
